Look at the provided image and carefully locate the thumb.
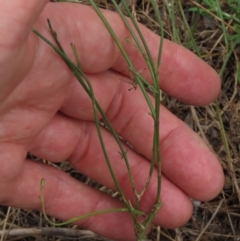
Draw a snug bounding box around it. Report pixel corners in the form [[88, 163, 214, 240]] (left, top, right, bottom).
[[0, 0, 49, 101], [0, 0, 49, 45]]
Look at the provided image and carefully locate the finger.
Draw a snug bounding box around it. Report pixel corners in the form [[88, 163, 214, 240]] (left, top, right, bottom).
[[0, 0, 48, 44], [59, 70, 224, 201], [0, 158, 136, 240], [29, 113, 193, 229], [104, 87, 224, 201], [0, 136, 138, 240], [35, 3, 220, 105]]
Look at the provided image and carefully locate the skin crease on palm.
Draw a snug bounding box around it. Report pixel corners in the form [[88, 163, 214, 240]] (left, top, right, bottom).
[[0, 1, 224, 240]]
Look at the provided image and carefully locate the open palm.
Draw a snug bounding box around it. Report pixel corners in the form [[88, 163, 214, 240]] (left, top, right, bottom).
[[0, 1, 224, 240]]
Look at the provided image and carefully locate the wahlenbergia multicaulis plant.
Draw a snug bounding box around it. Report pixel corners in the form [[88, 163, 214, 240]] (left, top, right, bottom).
[[33, 0, 164, 240]]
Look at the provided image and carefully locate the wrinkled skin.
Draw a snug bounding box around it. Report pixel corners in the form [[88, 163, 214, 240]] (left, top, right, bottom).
[[0, 1, 224, 240]]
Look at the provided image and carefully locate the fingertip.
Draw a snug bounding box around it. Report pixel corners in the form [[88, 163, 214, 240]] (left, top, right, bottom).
[[151, 177, 193, 229], [160, 115, 224, 203], [191, 59, 221, 106], [160, 40, 221, 106], [181, 144, 224, 202], [194, 153, 224, 202]]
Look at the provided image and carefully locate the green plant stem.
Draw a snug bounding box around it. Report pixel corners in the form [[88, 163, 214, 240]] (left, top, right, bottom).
[[32, 24, 141, 226], [177, 0, 201, 56], [33, 0, 164, 238], [39, 179, 144, 226]]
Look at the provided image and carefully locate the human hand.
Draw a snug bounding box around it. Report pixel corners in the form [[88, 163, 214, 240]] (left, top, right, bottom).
[[0, 1, 224, 240]]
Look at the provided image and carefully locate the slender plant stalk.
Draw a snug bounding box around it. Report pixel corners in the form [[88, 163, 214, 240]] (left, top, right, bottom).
[[164, 0, 181, 43], [33, 22, 142, 228], [39, 178, 144, 226], [177, 0, 201, 56], [33, 0, 163, 239]]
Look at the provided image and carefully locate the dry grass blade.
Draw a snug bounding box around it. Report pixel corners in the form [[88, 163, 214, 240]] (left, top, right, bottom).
[[195, 199, 224, 241], [0, 228, 111, 240]]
